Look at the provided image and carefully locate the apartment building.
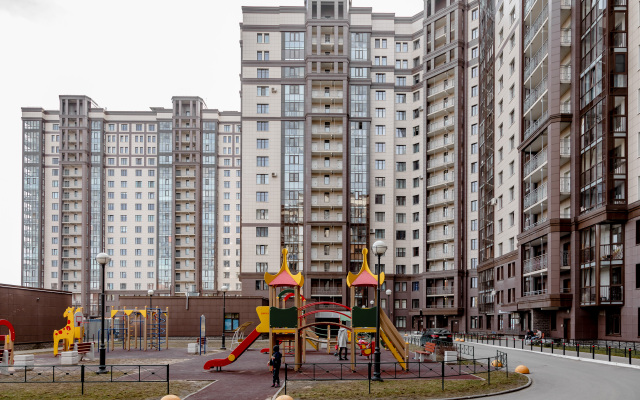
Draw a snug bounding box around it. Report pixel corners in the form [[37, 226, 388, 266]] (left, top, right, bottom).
[[21, 0, 640, 342], [21, 96, 241, 315]]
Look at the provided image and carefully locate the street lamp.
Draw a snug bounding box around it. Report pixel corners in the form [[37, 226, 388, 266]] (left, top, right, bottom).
[[147, 289, 154, 310], [220, 285, 229, 350], [371, 240, 387, 382], [96, 252, 111, 374], [385, 289, 392, 318]]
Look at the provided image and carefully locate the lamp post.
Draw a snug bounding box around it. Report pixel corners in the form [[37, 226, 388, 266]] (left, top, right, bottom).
[[147, 289, 154, 310], [96, 252, 111, 374], [220, 285, 229, 350], [386, 289, 392, 318], [371, 240, 387, 382]]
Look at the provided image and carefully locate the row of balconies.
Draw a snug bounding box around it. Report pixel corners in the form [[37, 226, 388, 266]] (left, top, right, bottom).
[[426, 155, 455, 170], [524, 182, 547, 209], [426, 210, 454, 225], [524, 111, 549, 140], [523, 254, 548, 275], [524, 3, 549, 48], [580, 285, 623, 305], [524, 40, 548, 81], [426, 286, 454, 296], [523, 75, 548, 112], [426, 247, 455, 261], [426, 136, 455, 153], [426, 193, 455, 206], [427, 262, 455, 272], [427, 231, 454, 242], [523, 147, 547, 178]]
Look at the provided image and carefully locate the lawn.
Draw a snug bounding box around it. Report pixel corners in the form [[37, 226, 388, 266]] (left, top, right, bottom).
[[0, 380, 210, 400], [285, 371, 527, 400]]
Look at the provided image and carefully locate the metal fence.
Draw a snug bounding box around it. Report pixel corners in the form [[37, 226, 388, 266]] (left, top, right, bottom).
[[457, 333, 639, 365], [284, 357, 505, 394], [0, 364, 169, 395]]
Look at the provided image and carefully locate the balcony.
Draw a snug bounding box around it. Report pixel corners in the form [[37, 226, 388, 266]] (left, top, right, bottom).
[[426, 193, 455, 206], [426, 175, 454, 189], [560, 0, 572, 9], [524, 40, 548, 82], [427, 98, 455, 117], [523, 147, 547, 178], [523, 75, 548, 112], [426, 231, 454, 243], [524, 289, 548, 297], [311, 143, 343, 154], [425, 303, 456, 309], [560, 176, 571, 195], [524, 4, 549, 49], [311, 90, 344, 99], [311, 107, 344, 114], [561, 251, 571, 269], [426, 119, 454, 136], [599, 244, 623, 262], [523, 254, 548, 275], [426, 155, 455, 171], [426, 82, 455, 100], [560, 28, 571, 46], [426, 211, 454, 225], [310, 287, 342, 296], [599, 285, 623, 304], [523, 216, 547, 232], [428, 262, 454, 272], [560, 138, 571, 157], [524, 111, 549, 140], [426, 136, 455, 154], [560, 65, 571, 84], [524, 182, 547, 209], [427, 247, 455, 261], [427, 286, 454, 296]]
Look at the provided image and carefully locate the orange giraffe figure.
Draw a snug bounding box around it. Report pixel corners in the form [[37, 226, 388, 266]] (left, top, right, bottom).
[[53, 307, 83, 356]]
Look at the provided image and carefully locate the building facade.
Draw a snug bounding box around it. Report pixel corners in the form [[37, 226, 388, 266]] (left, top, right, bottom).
[[22, 97, 241, 315], [21, 0, 640, 341]]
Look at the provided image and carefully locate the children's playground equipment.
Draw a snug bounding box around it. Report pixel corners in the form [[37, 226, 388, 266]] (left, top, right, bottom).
[[204, 248, 408, 372], [0, 319, 16, 366], [106, 307, 169, 351], [53, 307, 84, 356], [230, 322, 253, 351]]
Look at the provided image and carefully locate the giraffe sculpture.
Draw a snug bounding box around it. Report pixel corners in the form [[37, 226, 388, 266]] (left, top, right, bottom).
[[53, 307, 84, 356]]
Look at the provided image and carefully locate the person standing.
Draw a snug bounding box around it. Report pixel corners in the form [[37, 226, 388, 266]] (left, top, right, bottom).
[[337, 326, 348, 361], [270, 345, 282, 388]]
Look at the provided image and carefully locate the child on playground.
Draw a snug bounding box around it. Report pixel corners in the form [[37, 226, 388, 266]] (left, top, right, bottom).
[[269, 345, 282, 388]]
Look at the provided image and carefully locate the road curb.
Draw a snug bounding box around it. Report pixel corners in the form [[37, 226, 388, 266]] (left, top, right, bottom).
[[472, 342, 640, 370]]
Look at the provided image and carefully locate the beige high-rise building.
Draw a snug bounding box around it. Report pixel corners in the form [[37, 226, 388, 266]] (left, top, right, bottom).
[[22, 96, 241, 315]]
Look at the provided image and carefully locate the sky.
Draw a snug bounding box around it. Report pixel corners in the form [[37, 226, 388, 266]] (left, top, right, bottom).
[[0, 0, 424, 286]]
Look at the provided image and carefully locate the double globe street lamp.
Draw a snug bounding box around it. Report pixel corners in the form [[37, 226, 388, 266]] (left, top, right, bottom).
[[95, 252, 111, 374]]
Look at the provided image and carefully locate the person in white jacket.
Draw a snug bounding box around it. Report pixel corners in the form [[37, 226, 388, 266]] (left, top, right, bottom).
[[337, 326, 348, 360]]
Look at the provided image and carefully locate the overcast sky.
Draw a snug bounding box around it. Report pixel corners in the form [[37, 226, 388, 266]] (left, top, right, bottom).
[[0, 0, 424, 286]]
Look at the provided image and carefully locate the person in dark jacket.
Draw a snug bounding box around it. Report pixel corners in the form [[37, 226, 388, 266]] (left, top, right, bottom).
[[270, 345, 282, 387]]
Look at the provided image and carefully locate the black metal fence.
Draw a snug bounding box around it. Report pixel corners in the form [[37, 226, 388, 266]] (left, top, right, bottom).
[[283, 357, 506, 394], [0, 364, 170, 395], [456, 333, 639, 365]]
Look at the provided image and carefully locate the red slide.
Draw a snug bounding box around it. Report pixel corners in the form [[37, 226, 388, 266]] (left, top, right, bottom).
[[203, 328, 261, 370]]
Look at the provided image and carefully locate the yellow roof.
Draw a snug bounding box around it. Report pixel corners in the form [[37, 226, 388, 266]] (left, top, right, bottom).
[[347, 248, 385, 287], [264, 248, 304, 287]]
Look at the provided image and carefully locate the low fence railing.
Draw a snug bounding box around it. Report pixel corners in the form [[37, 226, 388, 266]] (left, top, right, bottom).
[[284, 357, 505, 394], [0, 364, 170, 395]]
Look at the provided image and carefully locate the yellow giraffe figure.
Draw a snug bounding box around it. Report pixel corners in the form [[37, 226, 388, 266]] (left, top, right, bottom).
[[53, 307, 84, 356]]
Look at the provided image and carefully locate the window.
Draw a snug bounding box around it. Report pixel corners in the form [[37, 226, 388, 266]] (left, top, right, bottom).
[[256, 245, 267, 255], [257, 33, 270, 43], [375, 125, 386, 135], [257, 139, 269, 149], [471, 181, 478, 192], [375, 108, 386, 118], [256, 192, 268, 202], [257, 156, 269, 167], [257, 104, 269, 114], [472, 8, 478, 20], [375, 91, 386, 100], [471, 143, 478, 154], [257, 86, 269, 96], [257, 51, 269, 60], [256, 227, 268, 237], [375, 73, 386, 83], [471, 67, 478, 77], [375, 160, 386, 170], [375, 142, 386, 153], [257, 121, 269, 131], [471, 200, 478, 211], [375, 194, 385, 204], [375, 177, 386, 187]]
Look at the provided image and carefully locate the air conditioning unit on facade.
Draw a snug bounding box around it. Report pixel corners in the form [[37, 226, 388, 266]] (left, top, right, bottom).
[[488, 198, 497, 206], [271, 87, 278, 93], [272, 172, 277, 177]]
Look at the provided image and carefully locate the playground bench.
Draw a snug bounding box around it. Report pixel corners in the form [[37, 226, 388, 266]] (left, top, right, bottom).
[[73, 342, 95, 361], [414, 342, 436, 362]]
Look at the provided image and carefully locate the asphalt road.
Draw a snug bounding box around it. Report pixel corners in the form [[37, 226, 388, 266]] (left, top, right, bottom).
[[471, 342, 639, 399]]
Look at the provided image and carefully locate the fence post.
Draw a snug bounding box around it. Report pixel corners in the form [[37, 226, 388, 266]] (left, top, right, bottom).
[[630, 348, 632, 365], [441, 361, 445, 391], [368, 362, 372, 394], [540, 341, 543, 352], [608, 347, 611, 362], [521, 339, 524, 349], [577, 343, 580, 357], [592, 345, 595, 359], [81, 365, 85, 395], [285, 364, 288, 395], [551, 342, 554, 354], [167, 364, 170, 394], [487, 358, 491, 385], [563, 342, 565, 355]]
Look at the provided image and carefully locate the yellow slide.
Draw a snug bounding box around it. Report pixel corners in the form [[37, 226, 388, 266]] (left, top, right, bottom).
[[379, 310, 408, 370], [304, 329, 320, 350]]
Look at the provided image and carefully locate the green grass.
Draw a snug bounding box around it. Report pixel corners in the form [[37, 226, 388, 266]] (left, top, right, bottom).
[[285, 371, 527, 399], [0, 380, 209, 400]]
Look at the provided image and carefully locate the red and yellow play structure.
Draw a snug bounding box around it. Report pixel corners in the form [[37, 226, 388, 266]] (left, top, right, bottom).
[[53, 307, 84, 356], [204, 248, 408, 371], [0, 319, 15, 366]]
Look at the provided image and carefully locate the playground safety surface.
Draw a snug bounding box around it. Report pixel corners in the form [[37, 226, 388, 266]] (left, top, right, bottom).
[[28, 341, 479, 400]]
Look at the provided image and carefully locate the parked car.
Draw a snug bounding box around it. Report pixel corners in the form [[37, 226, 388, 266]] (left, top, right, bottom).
[[420, 328, 453, 345]]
